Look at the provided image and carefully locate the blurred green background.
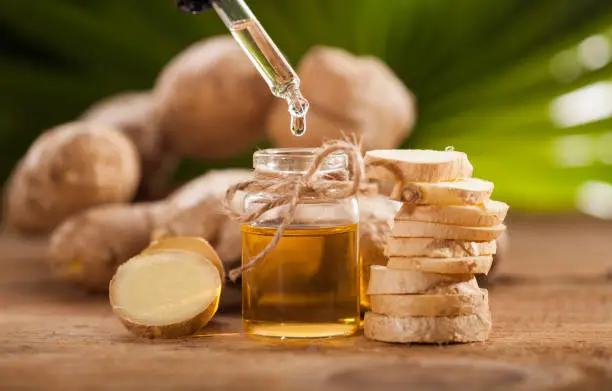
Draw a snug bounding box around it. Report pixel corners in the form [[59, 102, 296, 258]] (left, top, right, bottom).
[[1, 0, 612, 213]]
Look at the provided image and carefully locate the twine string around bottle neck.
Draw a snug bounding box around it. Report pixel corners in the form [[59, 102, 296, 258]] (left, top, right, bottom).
[[223, 139, 365, 282]]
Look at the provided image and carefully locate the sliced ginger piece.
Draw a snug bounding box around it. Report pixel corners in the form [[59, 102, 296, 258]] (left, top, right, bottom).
[[392, 221, 506, 241], [110, 249, 222, 339], [385, 237, 497, 258], [390, 178, 493, 205], [395, 200, 508, 227], [370, 289, 488, 317], [367, 265, 478, 295], [364, 310, 491, 343], [365, 149, 472, 183], [387, 255, 493, 274]]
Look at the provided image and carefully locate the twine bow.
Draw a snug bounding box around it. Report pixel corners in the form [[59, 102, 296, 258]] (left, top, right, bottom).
[[223, 139, 366, 281]]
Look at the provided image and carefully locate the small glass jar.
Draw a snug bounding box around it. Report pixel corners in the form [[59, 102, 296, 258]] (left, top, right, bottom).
[[241, 148, 360, 339]]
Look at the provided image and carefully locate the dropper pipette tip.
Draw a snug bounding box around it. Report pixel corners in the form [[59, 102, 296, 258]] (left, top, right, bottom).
[[286, 87, 309, 136]]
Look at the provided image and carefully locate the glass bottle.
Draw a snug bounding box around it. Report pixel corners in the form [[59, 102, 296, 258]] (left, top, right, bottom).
[[241, 148, 360, 339]]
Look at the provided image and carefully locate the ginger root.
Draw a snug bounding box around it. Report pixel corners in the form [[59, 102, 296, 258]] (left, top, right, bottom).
[[267, 46, 416, 151], [81, 91, 175, 199], [386, 237, 497, 258], [386, 255, 494, 275], [392, 221, 506, 242], [364, 310, 491, 344], [395, 201, 509, 227], [6, 122, 141, 234], [49, 169, 251, 292], [367, 266, 477, 295], [365, 149, 473, 183], [110, 238, 223, 339], [369, 289, 489, 317], [153, 36, 273, 159], [48, 203, 161, 292]]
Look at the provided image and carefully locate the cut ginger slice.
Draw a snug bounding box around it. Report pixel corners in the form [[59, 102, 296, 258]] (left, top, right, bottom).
[[390, 178, 494, 205], [110, 249, 222, 339], [392, 221, 506, 241], [143, 236, 226, 280], [395, 201, 508, 227], [365, 149, 473, 183]]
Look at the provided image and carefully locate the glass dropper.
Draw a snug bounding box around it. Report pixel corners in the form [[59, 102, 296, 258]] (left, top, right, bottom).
[[177, 0, 309, 136]]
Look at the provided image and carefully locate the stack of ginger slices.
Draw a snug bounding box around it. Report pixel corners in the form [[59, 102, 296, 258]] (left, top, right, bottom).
[[363, 149, 509, 343]]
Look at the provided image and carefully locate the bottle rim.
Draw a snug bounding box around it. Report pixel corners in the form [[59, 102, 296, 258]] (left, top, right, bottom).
[[253, 148, 347, 174]]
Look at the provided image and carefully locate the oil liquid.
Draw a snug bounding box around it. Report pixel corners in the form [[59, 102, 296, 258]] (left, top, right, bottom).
[[230, 19, 309, 136], [241, 223, 360, 339]]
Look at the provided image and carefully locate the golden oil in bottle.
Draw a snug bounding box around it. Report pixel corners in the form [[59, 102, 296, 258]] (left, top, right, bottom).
[[242, 223, 360, 339]]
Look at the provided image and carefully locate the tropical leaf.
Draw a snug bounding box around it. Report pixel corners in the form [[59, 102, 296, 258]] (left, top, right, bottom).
[[1, 0, 612, 212]]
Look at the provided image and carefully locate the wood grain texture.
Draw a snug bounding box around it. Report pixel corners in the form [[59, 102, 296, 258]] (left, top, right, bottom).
[[1, 215, 612, 391]]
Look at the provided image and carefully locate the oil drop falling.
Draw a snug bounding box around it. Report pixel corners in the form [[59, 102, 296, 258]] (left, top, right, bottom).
[[286, 86, 309, 136], [291, 115, 306, 136]]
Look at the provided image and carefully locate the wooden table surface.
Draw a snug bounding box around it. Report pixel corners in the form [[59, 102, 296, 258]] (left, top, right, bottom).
[[1, 215, 612, 391]]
